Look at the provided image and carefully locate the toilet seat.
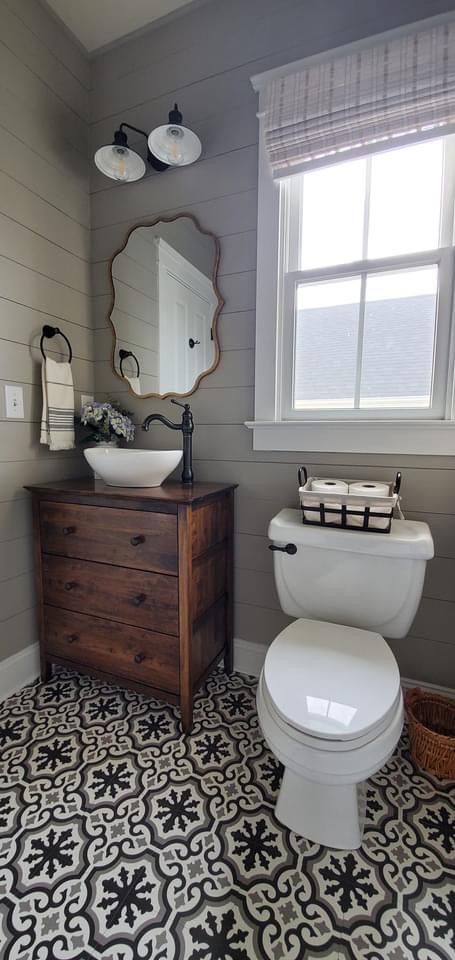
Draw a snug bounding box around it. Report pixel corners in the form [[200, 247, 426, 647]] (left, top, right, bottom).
[[261, 674, 402, 754], [263, 619, 401, 743], [257, 671, 403, 783]]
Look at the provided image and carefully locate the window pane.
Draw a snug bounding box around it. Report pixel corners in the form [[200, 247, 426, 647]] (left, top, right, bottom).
[[300, 160, 366, 269], [294, 277, 361, 409], [360, 266, 438, 409], [368, 140, 443, 258]]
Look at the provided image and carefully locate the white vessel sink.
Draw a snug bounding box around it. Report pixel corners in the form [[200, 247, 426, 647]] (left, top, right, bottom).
[[84, 447, 182, 487]]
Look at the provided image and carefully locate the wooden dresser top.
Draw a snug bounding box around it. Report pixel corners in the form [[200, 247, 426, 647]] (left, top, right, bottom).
[[25, 477, 237, 506]]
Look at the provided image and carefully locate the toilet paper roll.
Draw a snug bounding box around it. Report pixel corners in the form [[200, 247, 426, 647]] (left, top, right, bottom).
[[348, 480, 391, 530], [303, 503, 343, 525], [311, 478, 349, 495], [305, 478, 348, 525], [349, 481, 389, 497], [344, 511, 390, 530]]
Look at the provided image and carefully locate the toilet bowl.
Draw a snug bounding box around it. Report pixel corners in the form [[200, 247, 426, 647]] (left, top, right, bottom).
[[259, 509, 434, 849], [257, 618, 404, 848]]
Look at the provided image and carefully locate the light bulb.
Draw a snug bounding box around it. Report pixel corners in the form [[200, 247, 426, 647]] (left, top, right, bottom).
[[166, 127, 185, 164], [94, 144, 146, 182], [148, 123, 202, 167], [113, 148, 128, 180]]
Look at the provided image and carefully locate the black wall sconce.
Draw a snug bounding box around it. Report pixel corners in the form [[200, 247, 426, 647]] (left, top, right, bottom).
[[94, 104, 201, 182]]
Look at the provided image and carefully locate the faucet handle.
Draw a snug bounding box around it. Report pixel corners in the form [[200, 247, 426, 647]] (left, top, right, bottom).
[[171, 397, 194, 440]]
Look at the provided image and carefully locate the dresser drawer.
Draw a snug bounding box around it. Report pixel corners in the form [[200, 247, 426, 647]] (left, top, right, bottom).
[[44, 606, 179, 693], [42, 555, 179, 635], [40, 501, 177, 574]]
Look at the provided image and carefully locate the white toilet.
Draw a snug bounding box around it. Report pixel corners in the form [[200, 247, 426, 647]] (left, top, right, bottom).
[[257, 508, 434, 850]]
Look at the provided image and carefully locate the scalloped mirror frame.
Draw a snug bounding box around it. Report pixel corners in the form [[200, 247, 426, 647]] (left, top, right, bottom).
[[107, 213, 224, 399]]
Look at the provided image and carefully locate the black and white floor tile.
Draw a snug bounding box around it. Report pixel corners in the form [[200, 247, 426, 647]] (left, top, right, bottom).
[[0, 668, 453, 959]]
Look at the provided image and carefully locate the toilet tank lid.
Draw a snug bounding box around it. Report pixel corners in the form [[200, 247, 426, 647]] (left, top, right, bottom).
[[268, 509, 434, 559]]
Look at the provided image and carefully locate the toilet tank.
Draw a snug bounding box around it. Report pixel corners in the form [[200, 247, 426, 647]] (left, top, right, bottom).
[[269, 509, 434, 639]]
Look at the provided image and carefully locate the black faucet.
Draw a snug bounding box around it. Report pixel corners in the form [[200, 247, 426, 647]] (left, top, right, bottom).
[[142, 399, 194, 484]]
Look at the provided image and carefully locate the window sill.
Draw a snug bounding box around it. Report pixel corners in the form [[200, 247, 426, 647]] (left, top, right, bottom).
[[244, 419, 455, 455]]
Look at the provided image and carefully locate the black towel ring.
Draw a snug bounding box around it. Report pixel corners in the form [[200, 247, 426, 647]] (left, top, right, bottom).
[[119, 349, 140, 378], [40, 325, 73, 363]]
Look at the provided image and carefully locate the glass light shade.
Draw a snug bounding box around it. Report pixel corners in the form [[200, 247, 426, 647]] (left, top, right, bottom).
[[94, 144, 146, 182], [148, 124, 202, 167]]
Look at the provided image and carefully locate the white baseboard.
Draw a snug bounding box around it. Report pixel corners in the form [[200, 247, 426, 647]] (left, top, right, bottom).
[[0, 643, 40, 702], [233, 637, 267, 678], [233, 636, 455, 695]]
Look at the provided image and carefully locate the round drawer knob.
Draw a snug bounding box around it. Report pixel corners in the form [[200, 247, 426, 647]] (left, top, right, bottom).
[[67, 634, 78, 644], [130, 535, 145, 547], [63, 526, 76, 536], [64, 581, 78, 591], [132, 593, 146, 606], [134, 652, 145, 664]]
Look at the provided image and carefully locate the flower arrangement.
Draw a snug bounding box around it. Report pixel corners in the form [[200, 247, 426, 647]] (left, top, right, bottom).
[[79, 400, 135, 444]]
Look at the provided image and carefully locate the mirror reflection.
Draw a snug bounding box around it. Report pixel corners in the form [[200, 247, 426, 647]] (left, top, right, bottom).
[[110, 215, 222, 397]]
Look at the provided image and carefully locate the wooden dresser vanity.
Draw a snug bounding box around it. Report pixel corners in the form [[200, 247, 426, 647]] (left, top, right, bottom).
[[26, 479, 236, 731]]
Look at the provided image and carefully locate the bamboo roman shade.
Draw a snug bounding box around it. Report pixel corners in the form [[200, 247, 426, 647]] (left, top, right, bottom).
[[260, 18, 455, 178]]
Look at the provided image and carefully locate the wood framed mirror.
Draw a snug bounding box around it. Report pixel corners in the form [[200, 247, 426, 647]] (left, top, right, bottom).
[[108, 214, 224, 398]]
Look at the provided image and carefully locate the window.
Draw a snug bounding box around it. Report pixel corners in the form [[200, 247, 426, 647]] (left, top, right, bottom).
[[280, 137, 454, 421], [247, 16, 455, 454]]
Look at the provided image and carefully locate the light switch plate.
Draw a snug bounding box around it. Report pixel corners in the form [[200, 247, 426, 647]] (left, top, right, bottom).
[[5, 384, 24, 419]]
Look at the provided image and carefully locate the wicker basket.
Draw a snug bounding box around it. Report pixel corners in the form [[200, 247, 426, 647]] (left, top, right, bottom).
[[297, 467, 402, 533], [405, 688, 455, 779]]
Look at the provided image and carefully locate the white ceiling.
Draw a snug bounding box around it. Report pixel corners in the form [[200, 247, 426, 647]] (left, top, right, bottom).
[[45, 0, 194, 53]]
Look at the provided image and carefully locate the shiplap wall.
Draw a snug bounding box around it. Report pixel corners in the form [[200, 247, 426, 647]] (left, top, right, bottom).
[[91, 0, 455, 686], [0, 0, 92, 663]]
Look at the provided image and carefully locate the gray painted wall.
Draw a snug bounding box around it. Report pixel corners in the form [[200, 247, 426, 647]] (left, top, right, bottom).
[[0, 0, 92, 662], [91, 0, 455, 688]]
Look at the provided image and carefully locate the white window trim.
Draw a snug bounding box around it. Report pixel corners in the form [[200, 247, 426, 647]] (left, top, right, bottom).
[[246, 79, 455, 456]]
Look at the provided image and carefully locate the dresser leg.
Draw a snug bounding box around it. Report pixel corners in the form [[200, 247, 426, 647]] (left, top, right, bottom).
[[180, 695, 193, 734], [40, 657, 52, 682]]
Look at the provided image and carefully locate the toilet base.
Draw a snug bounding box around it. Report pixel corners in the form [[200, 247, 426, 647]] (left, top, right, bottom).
[[275, 767, 365, 849]]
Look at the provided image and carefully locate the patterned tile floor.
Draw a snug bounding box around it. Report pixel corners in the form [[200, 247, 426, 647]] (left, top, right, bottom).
[[0, 667, 453, 960]]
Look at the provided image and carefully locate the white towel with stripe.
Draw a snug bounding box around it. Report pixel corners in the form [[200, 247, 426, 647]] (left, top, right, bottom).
[[40, 357, 75, 451]]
